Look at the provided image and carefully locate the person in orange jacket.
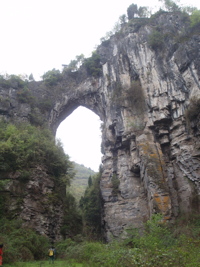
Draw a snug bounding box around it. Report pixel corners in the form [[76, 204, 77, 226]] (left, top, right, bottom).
[[0, 244, 3, 266]]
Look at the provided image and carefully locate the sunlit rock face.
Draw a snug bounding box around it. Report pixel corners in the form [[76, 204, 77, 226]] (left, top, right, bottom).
[[1, 12, 200, 241]]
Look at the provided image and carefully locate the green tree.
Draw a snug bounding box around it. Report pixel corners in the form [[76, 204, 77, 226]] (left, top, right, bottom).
[[42, 68, 62, 86], [60, 192, 83, 238], [88, 176, 93, 187], [158, 0, 180, 12], [127, 3, 138, 20], [0, 219, 49, 264], [138, 6, 149, 18], [80, 173, 102, 236], [119, 14, 127, 24], [0, 121, 73, 180], [84, 51, 102, 78], [190, 9, 200, 27], [148, 29, 164, 49], [66, 54, 85, 72], [28, 73, 34, 81]]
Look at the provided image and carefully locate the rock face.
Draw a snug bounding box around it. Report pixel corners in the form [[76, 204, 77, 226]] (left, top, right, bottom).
[[1, 12, 200, 240], [5, 166, 64, 241]]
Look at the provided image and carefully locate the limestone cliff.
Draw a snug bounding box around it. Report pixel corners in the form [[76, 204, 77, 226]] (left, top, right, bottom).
[[0, 11, 200, 240], [5, 166, 64, 241]]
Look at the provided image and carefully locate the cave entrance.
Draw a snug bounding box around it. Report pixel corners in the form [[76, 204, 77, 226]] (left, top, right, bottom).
[[56, 106, 102, 172]]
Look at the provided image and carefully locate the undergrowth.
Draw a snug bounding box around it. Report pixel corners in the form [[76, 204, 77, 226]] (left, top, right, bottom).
[[56, 214, 200, 267], [2, 214, 200, 266]]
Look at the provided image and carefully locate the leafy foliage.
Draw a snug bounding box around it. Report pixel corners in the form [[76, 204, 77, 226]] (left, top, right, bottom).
[[42, 68, 62, 86], [127, 4, 138, 20], [66, 54, 85, 72], [79, 173, 102, 237], [127, 80, 146, 112], [127, 3, 149, 20], [185, 97, 200, 124], [147, 29, 164, 49], [17, 87, 35, 105], [0, 219, 49, 264], [0, 74, 27, 89], [60, 192, 83, 239], [0, 121, 72, 179], [84, 52, 102, 78], [57, 214, 200, 267], [158, 0, 180, 12], [111, 174, 120, 196], [190, 9, 200, 27], [0, 121, 83, 263]]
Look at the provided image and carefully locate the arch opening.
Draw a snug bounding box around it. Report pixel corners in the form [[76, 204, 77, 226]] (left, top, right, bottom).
[[56, 106, 103, 172]]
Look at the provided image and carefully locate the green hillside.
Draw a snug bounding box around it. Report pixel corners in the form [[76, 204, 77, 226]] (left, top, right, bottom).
[[70, 162, 96, 201]]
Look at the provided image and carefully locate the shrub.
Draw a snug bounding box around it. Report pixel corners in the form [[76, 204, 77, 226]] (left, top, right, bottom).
[[0, 74, 27, 89], [0, 219, 49, 264], [128, 18, 149, 32], [0, 97, 10, 109], [42, 69, 62, 86], [84, 52, 102, 78], [80, 173, 102, 237], [17, 87, 35, 105], [127, 80, 146, 112], [0, 121, 73, 179], [37, 99, 53, 112], [0, 75, 10, 88], [185, 97, 200, 123], [111, 174, 120, 196], [52, 214, 200, 266], [148, 29, 164, 49], [8, 75, 27, 89], [190, 9, 200, 27]]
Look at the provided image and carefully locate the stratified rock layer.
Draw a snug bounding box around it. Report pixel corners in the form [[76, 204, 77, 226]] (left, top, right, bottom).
[[1, 12, 200, 240]]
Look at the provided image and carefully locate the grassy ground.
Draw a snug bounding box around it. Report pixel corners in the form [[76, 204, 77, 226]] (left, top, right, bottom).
[[4, 260, 83, 267]]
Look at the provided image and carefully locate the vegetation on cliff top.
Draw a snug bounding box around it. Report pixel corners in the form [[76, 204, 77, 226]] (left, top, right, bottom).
[[0, 121, 71, 179]]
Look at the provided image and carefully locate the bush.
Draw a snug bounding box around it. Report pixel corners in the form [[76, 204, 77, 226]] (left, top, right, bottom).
[[52, 214, 200, 266], [79, 173, 102, 237], [0, 75, 10, 88], [0, 121, 73, 179], [38, 99, 53, 112], [0, 74, 27, 89], [148, 29, 164, 49], [17, 87, 35, 105], [190, 9, 200, 27], [185, 97, 200, 123], [0, 219, 49, 264], [127, 80, 146, 112], [42, 69, 63, 86], [111, 174, 120, 196], [84, 52, 102, 78]]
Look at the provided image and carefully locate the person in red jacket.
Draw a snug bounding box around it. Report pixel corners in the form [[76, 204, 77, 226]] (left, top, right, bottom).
[[0, 244, 3, 266]]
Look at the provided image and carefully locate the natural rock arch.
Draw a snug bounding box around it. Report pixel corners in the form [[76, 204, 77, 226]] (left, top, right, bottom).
[[48, 79, 106, 136], [56, 105, 102, 171], [1, 12, 200, 241]]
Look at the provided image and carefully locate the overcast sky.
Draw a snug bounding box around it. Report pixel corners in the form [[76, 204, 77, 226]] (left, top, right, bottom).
[[1, 0, 199, 171]]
